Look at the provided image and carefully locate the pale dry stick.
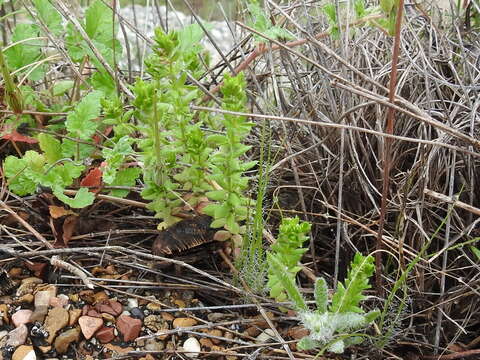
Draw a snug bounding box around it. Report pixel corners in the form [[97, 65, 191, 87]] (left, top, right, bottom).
[[0, 224, 36, 254], [301, 199, 428, 265], [0, 199, 53, 249], [434, 151, 458, 350], [424, 189, 480, 217], [4, 246, 243, 294], [69, 228, 158, 241], [333, 78, 480, 150], [235, 21, 480, 151], [191, 106, 480, 159], [16, 54, 63, 86], [50, 255, 94, 289], [53, 0, 134, 99], [223, 20, 480, 151], [1, 36, 48, 51], [266, 3, 455, 138], [265, 0, 344, 284], [421, 349, 480, 360]]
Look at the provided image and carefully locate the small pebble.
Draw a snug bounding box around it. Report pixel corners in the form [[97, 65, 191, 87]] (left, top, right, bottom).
[[173, 317, 197, 328], [130, 307, 144, 320], [183, 337, 201, 358], [11, 309, 32, 328], [255, 329, 275, 344], [126, 298, 138, 310]]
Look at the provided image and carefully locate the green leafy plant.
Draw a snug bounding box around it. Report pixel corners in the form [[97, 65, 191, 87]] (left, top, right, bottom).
[[202, 73, 256, 235], [2, 90, 105, 208], [247, 0, 294, 42], [132, 24, 255, 234], [236, 115, 273, 294], [2, 2, 255, 244], [268, 252, 380, 354], [320, 0, 401, 38], [267, 217, 311, 302]]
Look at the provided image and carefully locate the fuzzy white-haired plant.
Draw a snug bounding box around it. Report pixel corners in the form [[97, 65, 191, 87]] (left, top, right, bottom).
[[267, 252, 380, 354]]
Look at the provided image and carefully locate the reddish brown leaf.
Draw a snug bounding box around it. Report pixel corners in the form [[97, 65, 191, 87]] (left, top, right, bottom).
[[1, 211, 29, 226], [62, 215, 78, 246], [80, 167, 102, 191], [1, 130, 38, 143], [24, 262, 48, 279]]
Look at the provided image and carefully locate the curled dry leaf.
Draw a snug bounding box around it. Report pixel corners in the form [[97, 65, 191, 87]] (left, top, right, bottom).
[[62, 215, 78, 246], [49, 205, 77, 219]]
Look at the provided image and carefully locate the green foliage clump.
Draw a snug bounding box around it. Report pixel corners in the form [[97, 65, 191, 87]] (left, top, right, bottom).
[[1, 0, 254, 245], [268, 251, 379, 354], [132, 24, 254, 233], [203, 73, 256, 234], [3, 89, 106, 208], [247, 0, 294, 42], [267, 217, 311, 302]]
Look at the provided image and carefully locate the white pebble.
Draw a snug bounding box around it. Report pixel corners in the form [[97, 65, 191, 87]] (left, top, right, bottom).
[[183, 337, 201, 358], [255, 328, 275, 344], [23, 349, 37, 360], [127, 298, 139, 310]]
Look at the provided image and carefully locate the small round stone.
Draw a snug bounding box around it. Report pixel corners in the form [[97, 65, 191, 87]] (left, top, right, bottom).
[[130, 307, 144, 320]]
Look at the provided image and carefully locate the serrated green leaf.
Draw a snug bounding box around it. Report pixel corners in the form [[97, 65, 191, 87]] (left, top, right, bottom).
[[52, 80, 74, 96], [330, 253, 375, 314], [210, 217, 226, 228], [247, 1, 270, 33], [66, 90, 103, 139], [38, 133, 62, 164], [177, 23, 212, 52], [225, 215, 240, 234], [109, 167, 141, 198], [85, 0, 117, 42], [364, 309, 380, 323], [380, 0, 395, 14], [206, 190, 227, 201], [315, 278, 328, 314], [33, 0, 63, 36], [267, 253, 307, 311], [3, 155, 37, 195], [297, 337, 320, 351], [4, 24, 45, 81], [264, 26, 295, 41], [91, 70, 116, 96], [354, 0, 366, 17], [322, 4, 337, 24], [61, 139, 96, 159], [53, 186, 95, 208]]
